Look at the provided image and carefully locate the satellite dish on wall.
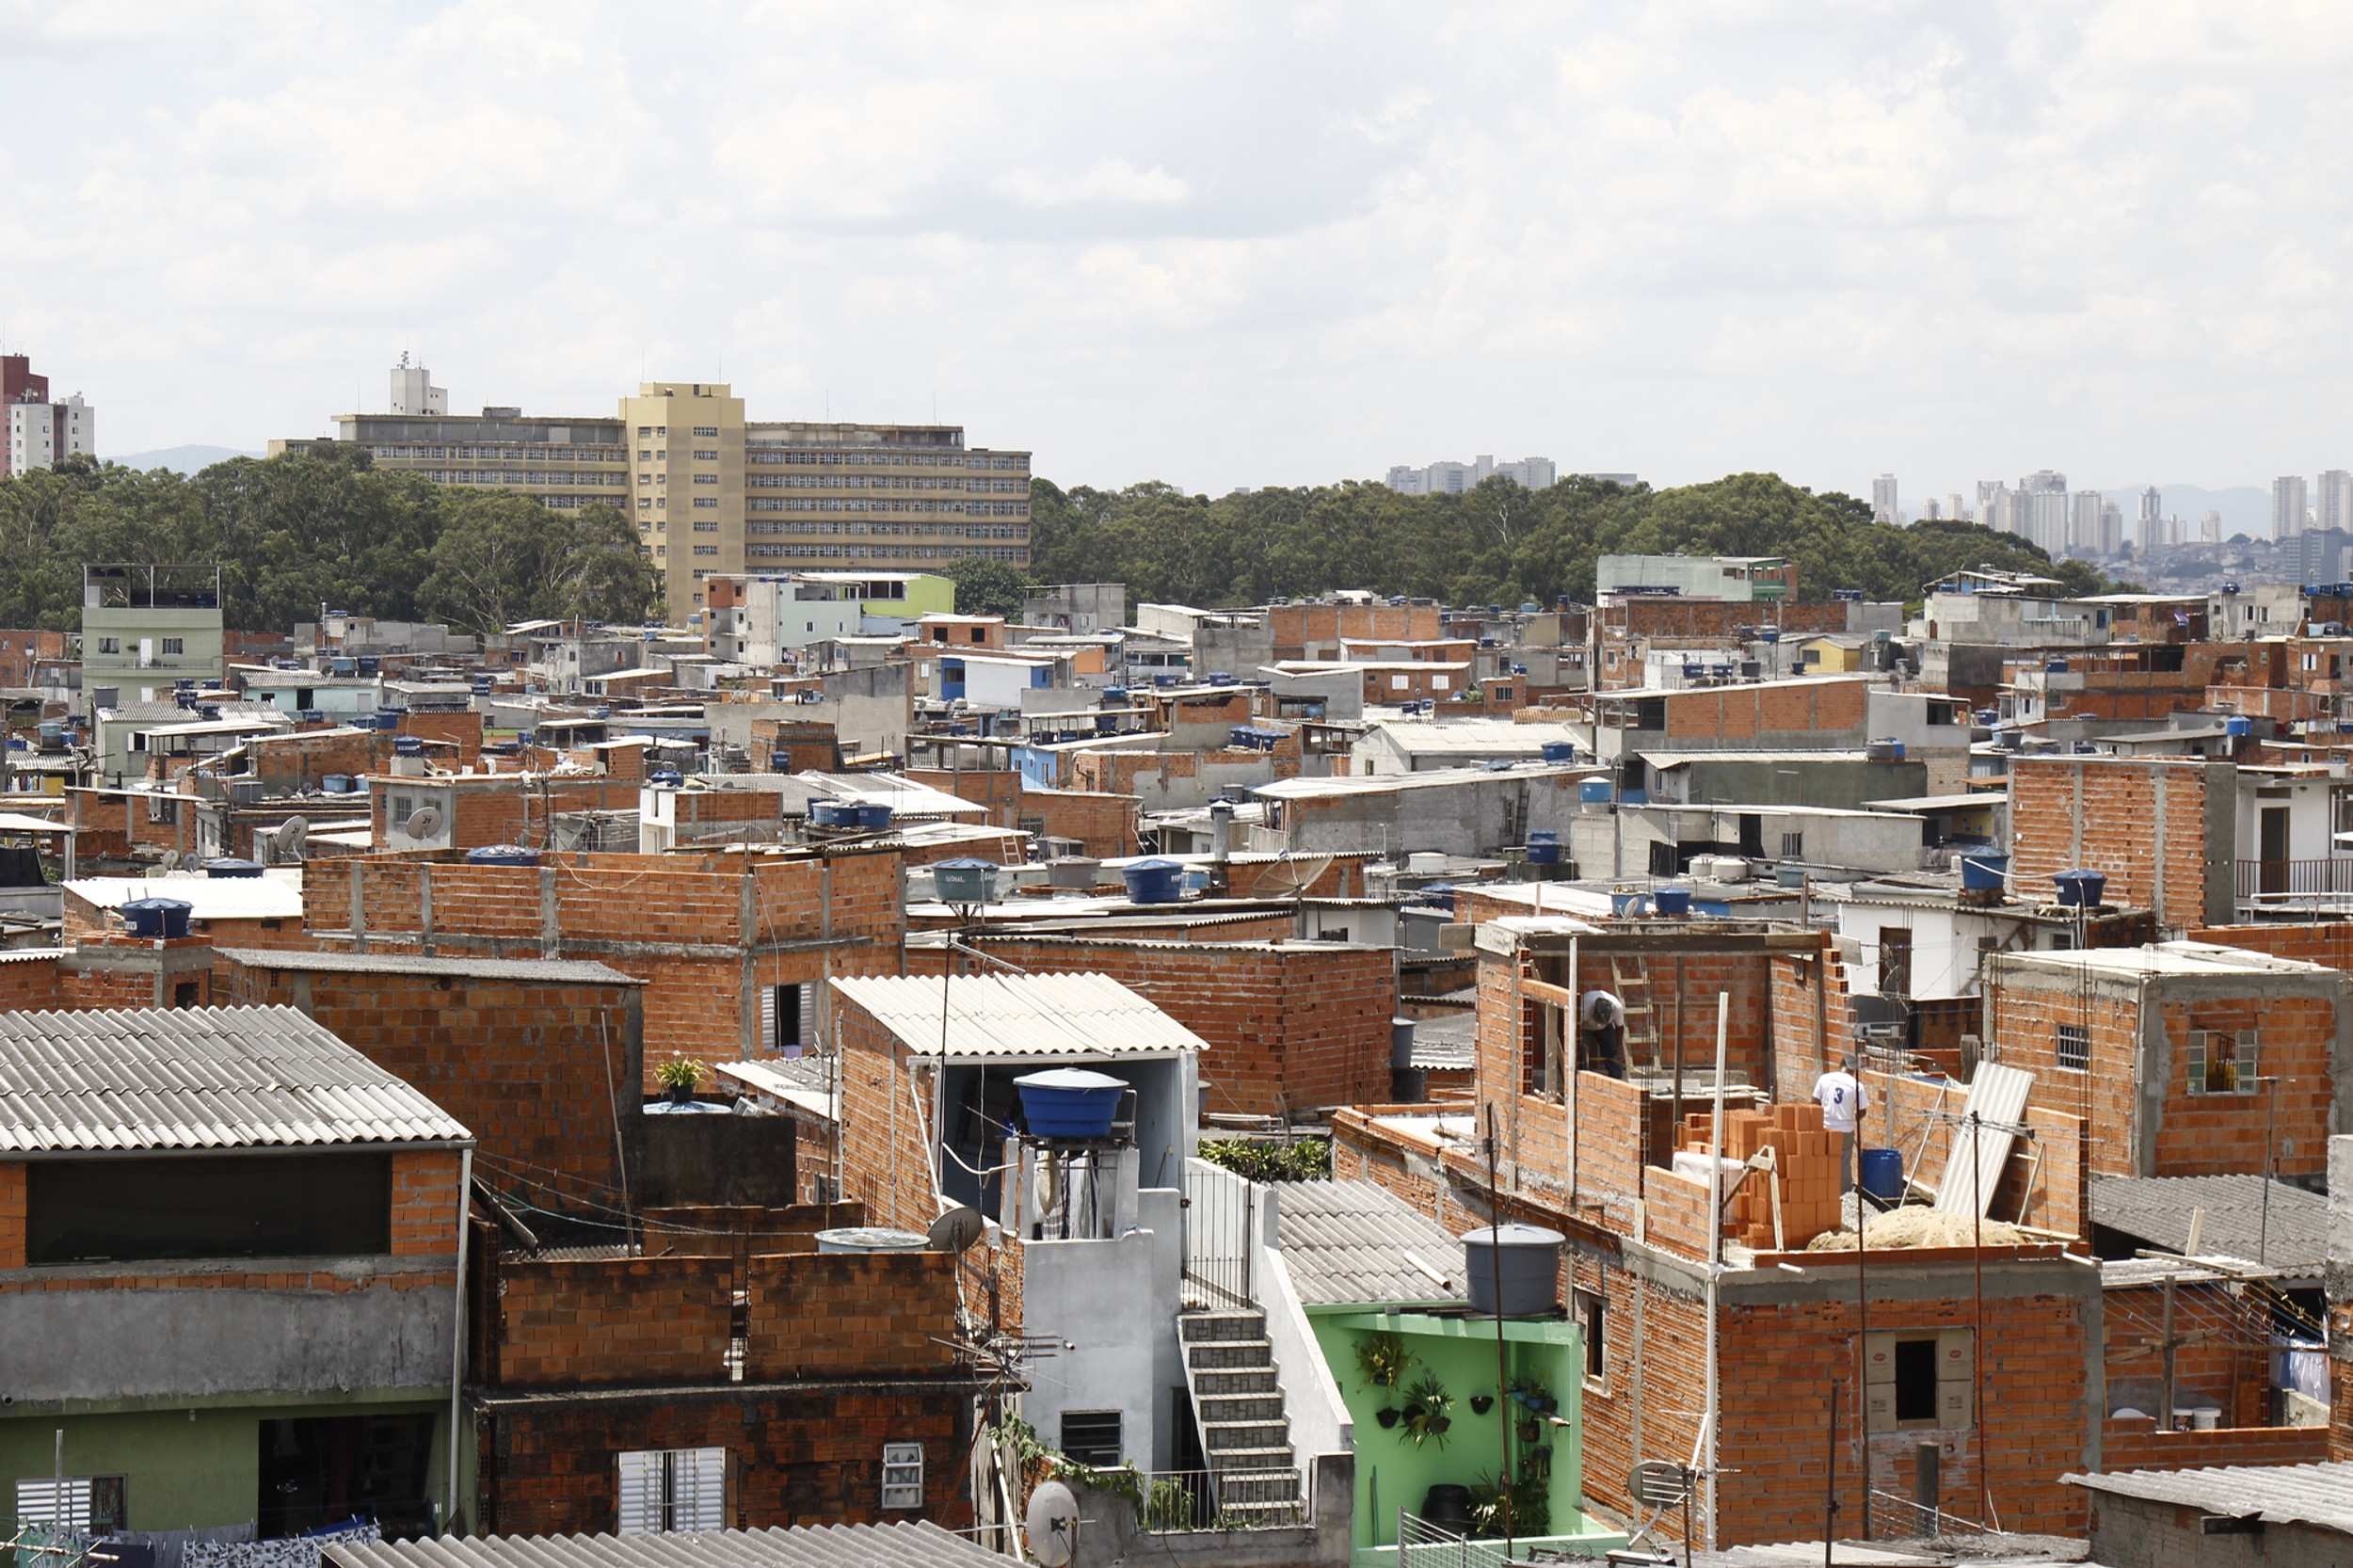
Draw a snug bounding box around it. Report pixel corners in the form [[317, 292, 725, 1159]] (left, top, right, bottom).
[[277, 815, 310, 862], [928, 1206, 984, 1254], [1026, 1479, 1080, 1568], [406, 806, 444, 840], [175, 852, 200, 872], [1269, 853, 1335, 900]]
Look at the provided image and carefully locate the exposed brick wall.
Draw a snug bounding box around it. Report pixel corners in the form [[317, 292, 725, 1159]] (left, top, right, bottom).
[[1019, 789, 1143, 859], [2097, 1418, 2327, 1472], [904, 935, 1394, 1117], [0, 956, 62, 1013], [216, 957, 641, 1209], [2008, 757, 2226, 928], [392, 1149, 466, 1255], [744, 1253, 961, 1379], [497, 1253, 737, 1387], [0, 1160, 23, 1270], [2102, 1279, 2272, 1429]]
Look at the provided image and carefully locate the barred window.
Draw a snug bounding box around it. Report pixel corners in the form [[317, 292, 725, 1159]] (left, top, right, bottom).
[[2056, 1023, 2089, 1072]]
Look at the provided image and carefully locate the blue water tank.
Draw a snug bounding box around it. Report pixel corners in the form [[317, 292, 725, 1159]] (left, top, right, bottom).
[[1961, 854, 2009, 891], [808, 800, 849, 826], [1579, 778, 1613, 805], [1540, 740, 1577, 763], [120, 898, 193, 939], [203, 857, 265, 879], [852, 802, 893, 830], [648, 768, 683, 788], [356, 656, 380, 675], [1526, 830, 1561, 865], [393, 736, 424, 757], [466, 845, 541, 867], [2053, 869, 2106, 907], [296, 709, 326, 725], [1121, 857, 1187, 904], [322, 775, 354, 793], [1654, 886, 1692, 917], [1859, 1148, 1904, 1202], [2225, 715, 2253, 737], [1014, 1067, 1127, 1139]]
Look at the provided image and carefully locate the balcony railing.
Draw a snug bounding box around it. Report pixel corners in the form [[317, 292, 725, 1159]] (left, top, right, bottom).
[[2234, 857, 2353, 900]]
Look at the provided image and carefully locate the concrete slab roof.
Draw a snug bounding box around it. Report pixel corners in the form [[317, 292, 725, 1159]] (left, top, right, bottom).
[[1995, 940, 2340, 981], [1254, 761, 1593, 800], [66, 876, 304, 920]]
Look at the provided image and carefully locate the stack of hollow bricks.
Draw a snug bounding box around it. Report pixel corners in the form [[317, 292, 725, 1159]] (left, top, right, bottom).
[[1679, 1102, 1842, 1249], [304, 849, 903, 1084]]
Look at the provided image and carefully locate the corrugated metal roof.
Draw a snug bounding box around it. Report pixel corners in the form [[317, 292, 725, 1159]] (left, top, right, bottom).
[[66, 876, 305, 920], [2064, 1461, 2353, 1535], [2091, 1175, 2329, 1277], [0, 1005, 472, 1153], [209, 948, 643, 986], [830, 971, 1205, 1060], [1274, 1178, 1467, 1306]]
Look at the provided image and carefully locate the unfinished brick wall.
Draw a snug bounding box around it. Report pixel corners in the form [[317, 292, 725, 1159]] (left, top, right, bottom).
[[216, 957, 642, 1209], [834, 996, 937, 1234], [1018, 789, 1142, 858], [905, 935, 1394, 1117], [392, 1149, 466, 1254], [0, 1160, 24, 1269], [2007, 757, 2228, 928], [744, 1253, 961, 1378], [1658, 677, 1868, 744], [0, 956, 62, 1012], [2097, 1418, 2326, 1473]]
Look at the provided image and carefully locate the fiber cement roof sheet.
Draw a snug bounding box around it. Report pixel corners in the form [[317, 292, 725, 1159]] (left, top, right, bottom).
[[1274, 1178, 1468, 1306], [209, 948, 642, 986], [830, 970, 1205, 1060], [2090, 1174, 2329, 1276], [2064, 1461, 2353, 1535], [0, 1005, 471, 1152]]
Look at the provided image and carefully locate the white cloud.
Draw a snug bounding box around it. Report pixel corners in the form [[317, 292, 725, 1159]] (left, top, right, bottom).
[[8, 0, 2353, 496]]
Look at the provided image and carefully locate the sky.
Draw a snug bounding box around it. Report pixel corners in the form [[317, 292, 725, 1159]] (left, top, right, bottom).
[[8, 0, 2353, 504]]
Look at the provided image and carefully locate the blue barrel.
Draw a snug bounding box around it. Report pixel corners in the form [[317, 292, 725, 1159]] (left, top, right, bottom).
[[852, 802, 893, 830], [2225, 715, 2252, 737], [1654, 886, 1692, 917], [296, 709, 326, 725], [1579, 778, 1612, 805], [203, 857, 264, 879], [467, 845, 541, 867], [356, 656, 380, 675], [1014, 1067, 1127, 1139], [1527, 830, 1561, 865], [808, 799, 848, 826], [1121, 857, 1186, 904], [120, 898, 193, 939], [1859, 1148, 1904, 1202], [2053, 869, 2106, 907], [932, 858, 1000, 904], [1540, 740, 1577, 763]]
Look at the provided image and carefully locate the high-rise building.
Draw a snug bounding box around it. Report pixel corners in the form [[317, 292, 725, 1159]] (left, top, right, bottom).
[[389, 352, 446, 416], [2274, 475, 2309, 539], [2070, 490, 2105, 554], [2, 356, 95, 477], [2137, 486, 2161, 548], [1948, 493, 1966, 523], [1386, 455, 1557, 493], [274, 361, 1030, 623], [1918, 497, 1942, 521], [2201, 509, 2222, 543], [1871, 473, 1899, 524], [2320, 471, 2352, 534], [1977, 481, 2012, 532], [2099, 500, 2122, 556]]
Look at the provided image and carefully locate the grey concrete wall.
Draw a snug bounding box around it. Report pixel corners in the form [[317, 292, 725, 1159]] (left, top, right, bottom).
[[1068, 1453, 1353, 1568], [2, 1265, 453, 1404], [1022, 1224, 1177, 1474]]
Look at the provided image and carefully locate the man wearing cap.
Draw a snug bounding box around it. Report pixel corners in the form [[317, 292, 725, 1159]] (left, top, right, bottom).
[[1814, 1055, 1868, 1192], [1579, 988, 1627, 1080]]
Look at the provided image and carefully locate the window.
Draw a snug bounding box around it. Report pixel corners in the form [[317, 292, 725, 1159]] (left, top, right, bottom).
[[693, 520, 719, 532], [617, 1447, 727, 1533], [1893, 1338, 1936, 1420], [2187, 1030, 2257, 1095], [694, 449, 719, 460], [693, 497, 719, 508], [1576, 1288, 1607, 1385], [16, 1476, 127, 1533], [693, 426, 719, 438], [1865, 1329, 1970, 1432], [27, 1153, 392, 1264], [693, 472, 718, 484], [1060, 1412, 1122, 1466], [2056, 1022, 2089, 1071], [1780, 831, 1804, 859], [96, 637, 120, 655], [693, 546, 718, 556], [881, 1443, 924, 1511], [161, 637, 184, 655]]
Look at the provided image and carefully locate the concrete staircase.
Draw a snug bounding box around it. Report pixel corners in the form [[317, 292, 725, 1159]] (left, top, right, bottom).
[[1177, 1307, 1305, 1527]]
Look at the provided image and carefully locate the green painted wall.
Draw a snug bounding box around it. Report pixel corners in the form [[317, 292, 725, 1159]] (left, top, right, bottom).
[[1310, 1311, 1584, 1549], [0, 1401, 451, 1535], [862, 576, 955, 619]]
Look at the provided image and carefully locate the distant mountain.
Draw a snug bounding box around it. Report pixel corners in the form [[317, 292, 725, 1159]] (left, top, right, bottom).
[[2101, 484, 2273, 541], [108, 445, 260, 475]]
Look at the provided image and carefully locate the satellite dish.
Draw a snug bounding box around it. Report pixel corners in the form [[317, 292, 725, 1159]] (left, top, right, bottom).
[[278, 815, 310, 861], [406, 806, 444, 840], [1025, 1479, 1080, 1568], [175, 852, 200, 872], [928, 1206, 984, 1254], [1629, 1460, 1694, 1508], [1269, 853, 1335, 900]]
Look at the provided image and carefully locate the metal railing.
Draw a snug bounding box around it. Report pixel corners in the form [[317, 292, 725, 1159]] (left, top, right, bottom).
[[1182, 1158, 1256, 1307], [1393, 1509, 1513, 1568], [1137, 1467, 1305, 1532], [2234, 857, 2353, 900], [1865, 1488, 1994, 1542]]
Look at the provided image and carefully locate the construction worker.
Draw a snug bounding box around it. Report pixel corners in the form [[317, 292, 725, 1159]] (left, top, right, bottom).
[[1579, 988, 1628, 1080], [1814, 1054, 1868, 1192]]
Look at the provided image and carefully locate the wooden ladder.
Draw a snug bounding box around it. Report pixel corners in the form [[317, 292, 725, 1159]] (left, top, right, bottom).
[[1609, 954, 1663, 1071]]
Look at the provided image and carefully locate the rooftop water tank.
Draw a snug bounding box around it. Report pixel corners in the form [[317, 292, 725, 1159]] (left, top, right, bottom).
[[1539, 740, 1577, 764], [1014, 1066, 1128, 1139], [1121, 857, 1186, 904], [393, 736, 425, 757], [2225, 715, 2253, 737], [119, 898, 193, 940], [851, 802, 893, 830], [1653, 886, 1692, 917], [322, 775, 354, 793], [203, 857, 264, 879], [814, 1227, 931, 1254], [1960, 853, 2009, 891], [807, 799, 849, 826], [466, 845, 541, 868], [932, 858, 1000, 904], [1048, 856, 1100, 890], [2052, 869, 2106, 907], [1865, 739, 1905, 761], [1462, 1223, 1564, 1317], [1526, 830, 1561, 865]]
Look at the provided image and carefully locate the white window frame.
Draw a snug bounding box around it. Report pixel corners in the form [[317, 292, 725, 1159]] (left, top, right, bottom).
[[617, 1446, 728, 1534], [881, 1442, 924, 1511], [2186, 1029, 2258, 1096]]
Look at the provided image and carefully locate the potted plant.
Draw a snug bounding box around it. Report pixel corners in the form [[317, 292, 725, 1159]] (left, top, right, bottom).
[[1402, 1371, 1453, 1448], [1355, 1332, 1412, 1427], [1470, 1393, 1495, 1416], [656, 1055, 704, 1106]]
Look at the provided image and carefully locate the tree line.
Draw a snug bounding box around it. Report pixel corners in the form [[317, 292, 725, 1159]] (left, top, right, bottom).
[[1016, 471, 2119, 612], [0, 447, 661, 634]]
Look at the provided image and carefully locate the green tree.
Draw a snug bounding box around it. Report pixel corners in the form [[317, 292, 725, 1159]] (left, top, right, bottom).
[[944, 555, 1034, 616]]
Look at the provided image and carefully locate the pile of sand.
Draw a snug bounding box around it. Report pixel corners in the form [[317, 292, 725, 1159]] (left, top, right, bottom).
[[1804, 1207, 2028, 1251]]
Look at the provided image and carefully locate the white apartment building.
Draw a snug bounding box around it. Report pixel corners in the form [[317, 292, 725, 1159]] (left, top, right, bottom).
[[390, 352, 446, 416], [2274, 474, 2309, 539], [7, 392, 93, 474], [1385, 454, 1558, 493], [1870, 473, 1899, 524]]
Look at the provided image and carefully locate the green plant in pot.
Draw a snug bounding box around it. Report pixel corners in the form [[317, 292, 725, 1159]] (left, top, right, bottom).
[[656, 1055, 705, 1105], [1401, 1371, 1452, 1448], [1355, 1332, 1412, 1427]]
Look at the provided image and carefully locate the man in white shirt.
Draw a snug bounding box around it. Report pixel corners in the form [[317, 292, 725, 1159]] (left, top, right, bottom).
[[1579, 989, 1627, 1080], [1814, 1056, 1867, 1192]]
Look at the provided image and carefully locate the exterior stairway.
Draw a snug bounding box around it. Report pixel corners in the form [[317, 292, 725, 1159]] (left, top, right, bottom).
[[1177, 1307, 1305, 1527]]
